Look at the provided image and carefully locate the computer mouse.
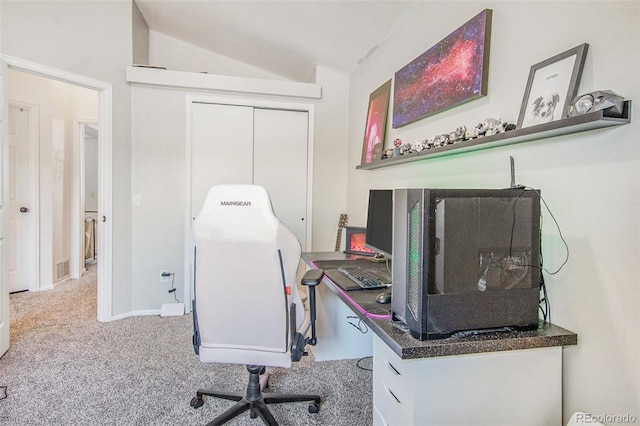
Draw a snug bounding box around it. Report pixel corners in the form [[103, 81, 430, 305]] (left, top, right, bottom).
[[376, 291, 392, 304]]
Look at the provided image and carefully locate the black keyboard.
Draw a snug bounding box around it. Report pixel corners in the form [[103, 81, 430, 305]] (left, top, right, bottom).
[[337, 265, 391, 290]]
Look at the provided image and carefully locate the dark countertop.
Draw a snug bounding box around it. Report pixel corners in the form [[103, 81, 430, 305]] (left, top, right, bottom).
[[303, 251, 577, 360]]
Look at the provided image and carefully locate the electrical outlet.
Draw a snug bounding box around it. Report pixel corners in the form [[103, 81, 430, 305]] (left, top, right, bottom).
[[160, 270, 170, 283]]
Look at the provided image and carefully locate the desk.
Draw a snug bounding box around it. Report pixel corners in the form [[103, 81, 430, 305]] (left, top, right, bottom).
[[303, 251, 577, 426]]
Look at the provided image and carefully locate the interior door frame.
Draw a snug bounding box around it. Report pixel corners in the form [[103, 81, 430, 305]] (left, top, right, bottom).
[[7, 101, 40, 292], [183, 94, 315, 311], [1, 55, 114, 322], [70, 120, 98, 279]]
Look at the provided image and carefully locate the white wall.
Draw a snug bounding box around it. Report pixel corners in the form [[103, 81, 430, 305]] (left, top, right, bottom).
[[1, 0, 133, 314], [348, 1, 639, 422], [132, 0, 149, 66], [149, 30, 287, 80], [129, 64, 349, 311]]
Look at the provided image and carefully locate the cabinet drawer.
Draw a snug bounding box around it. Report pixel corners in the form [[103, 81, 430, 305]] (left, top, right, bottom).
[[374, 337, 410, 377], [374, 357, 412, 413], [373, 406, 385, 426], [373, 379, 413, 426], [374, 340, 413, 413]]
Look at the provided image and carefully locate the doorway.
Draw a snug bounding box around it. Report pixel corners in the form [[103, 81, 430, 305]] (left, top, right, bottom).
[[1, 56, 113, 329], [76, 121, 99, 275]]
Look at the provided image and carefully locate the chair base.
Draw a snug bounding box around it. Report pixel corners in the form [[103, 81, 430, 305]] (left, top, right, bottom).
[[191, 365, 321, 426]]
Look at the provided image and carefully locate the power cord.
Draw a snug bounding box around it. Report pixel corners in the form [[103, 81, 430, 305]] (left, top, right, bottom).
[[164, 273, 181, 303], [347, 313, 369, 334], [356, 356, 373, 372], [510, 186, 568, 325], [511, 187, 570, 275]]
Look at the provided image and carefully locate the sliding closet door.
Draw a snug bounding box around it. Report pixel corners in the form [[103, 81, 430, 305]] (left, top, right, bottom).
[[253, 108, 308, 249], [190, 102, 309, 248], [190, 103, 254, 218]]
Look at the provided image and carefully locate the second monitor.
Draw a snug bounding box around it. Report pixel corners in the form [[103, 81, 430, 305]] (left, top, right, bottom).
[[365, 189, 393, 259]]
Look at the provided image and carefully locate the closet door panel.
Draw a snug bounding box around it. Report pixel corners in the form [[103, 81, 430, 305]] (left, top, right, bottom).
[[190, 103, 254, 217], [253, 108, 308, 248]]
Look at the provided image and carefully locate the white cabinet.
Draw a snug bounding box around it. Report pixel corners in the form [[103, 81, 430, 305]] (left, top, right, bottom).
[[190, 102, 309, 248], [373, 334, 562, 426]]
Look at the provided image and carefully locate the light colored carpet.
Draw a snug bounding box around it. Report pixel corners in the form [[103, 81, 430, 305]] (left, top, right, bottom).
[[0, 263, 373, 425]]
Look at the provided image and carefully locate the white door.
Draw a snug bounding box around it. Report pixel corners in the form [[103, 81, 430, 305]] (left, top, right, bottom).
[[190, 103, 254, 218], [7, 105, 31, 293], [253, 108, 308, 248]]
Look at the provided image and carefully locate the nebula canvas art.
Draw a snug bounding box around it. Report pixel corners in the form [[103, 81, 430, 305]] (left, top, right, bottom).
[[392, 9, 492, 128]]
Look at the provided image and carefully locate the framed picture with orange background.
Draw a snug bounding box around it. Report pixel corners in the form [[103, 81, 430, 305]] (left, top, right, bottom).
[[344, 226, 376, 256]]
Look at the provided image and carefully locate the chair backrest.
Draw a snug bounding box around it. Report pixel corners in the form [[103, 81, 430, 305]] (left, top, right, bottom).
[[193, 184, 303, 368]]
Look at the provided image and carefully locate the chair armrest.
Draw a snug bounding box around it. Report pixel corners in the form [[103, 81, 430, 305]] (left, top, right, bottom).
[[291, 269, 325, 361], [301, 268, 324, 287], [303, 269, 323, 346]]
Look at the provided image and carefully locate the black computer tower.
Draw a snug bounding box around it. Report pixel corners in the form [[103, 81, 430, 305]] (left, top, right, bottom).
[[391, 188, 541, 340]]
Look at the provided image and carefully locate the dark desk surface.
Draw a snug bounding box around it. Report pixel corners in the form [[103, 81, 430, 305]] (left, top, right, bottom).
[[303, 251, 577, 360]]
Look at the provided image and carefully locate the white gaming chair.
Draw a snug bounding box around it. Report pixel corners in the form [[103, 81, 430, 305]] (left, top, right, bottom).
[[190, 184, 324, 426]]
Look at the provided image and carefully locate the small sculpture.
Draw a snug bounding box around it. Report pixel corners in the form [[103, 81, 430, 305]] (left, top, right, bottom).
[[482, 118, 503, 137], [453, 126, 467, 143], [425, 137, 435, 150], [400, 143, 413, 155], [433, 134, 449, 147]]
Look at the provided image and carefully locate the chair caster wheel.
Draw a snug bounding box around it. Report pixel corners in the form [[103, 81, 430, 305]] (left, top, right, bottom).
[[190, 396, 204, 409], [308, 402, 320, 413]]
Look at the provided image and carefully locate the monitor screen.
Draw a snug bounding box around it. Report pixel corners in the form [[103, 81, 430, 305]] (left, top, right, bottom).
[[365, 189, 393, 258]]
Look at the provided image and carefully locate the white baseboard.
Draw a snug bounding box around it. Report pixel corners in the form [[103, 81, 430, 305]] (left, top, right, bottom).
[[105, 306, 188, 321], [110, 309, 160, 321]]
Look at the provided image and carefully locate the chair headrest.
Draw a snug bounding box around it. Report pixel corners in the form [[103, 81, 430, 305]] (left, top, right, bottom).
[[194, 185, 278, 239]]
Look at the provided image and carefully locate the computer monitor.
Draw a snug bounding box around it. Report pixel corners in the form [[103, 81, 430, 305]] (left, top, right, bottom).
[[365, 189, 393, 258]]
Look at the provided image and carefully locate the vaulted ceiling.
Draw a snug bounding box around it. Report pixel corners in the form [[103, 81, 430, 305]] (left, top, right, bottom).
[[134, 0, 419, 81]]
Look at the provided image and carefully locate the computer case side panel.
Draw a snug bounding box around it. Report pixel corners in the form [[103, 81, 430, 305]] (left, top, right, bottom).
[[391, 189, 408, 325], [394, 188, 542, 340], [403, 189, 432, 340]]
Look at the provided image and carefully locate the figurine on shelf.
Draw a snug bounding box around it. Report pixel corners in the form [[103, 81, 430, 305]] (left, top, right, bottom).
[[413, 140, 426, 152], [393, 138, 403, 157], [399, 143, 412, 155], [465, 128, 476, 140], [474, 122, 486, 138], [434, 134, 450, 147], [425, 137, 435, 150], [483, 118, 503, 137], [453, 125, 467, 143], [383, 148, 394, 159]]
